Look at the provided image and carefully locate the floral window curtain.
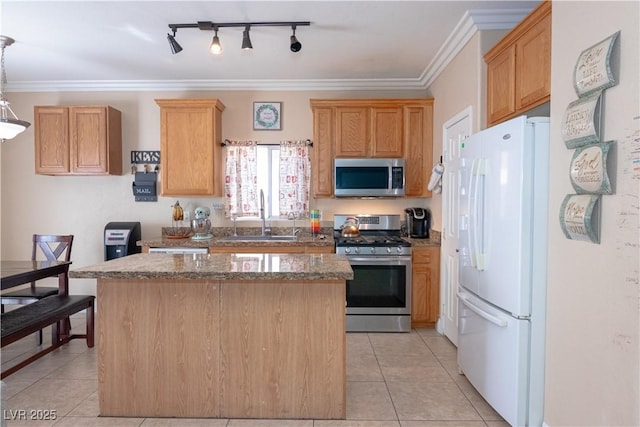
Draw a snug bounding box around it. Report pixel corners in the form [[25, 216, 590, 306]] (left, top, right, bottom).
[[279, 140, 310, 217], [224, 141, 258, 218]]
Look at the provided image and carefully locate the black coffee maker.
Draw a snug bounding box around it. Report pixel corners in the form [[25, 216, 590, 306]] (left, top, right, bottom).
[[405, 207, 431, 238]]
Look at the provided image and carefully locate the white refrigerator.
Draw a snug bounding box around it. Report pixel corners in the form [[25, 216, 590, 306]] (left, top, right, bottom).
[[457, 116, 549, 427]]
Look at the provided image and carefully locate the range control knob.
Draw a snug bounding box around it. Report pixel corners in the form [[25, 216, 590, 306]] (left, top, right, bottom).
[[386, 247, 392, 254], [370, 247, 376, 254], [345, 247, 351, 254], [354, 247, 361, 254], [397, 246, 404, 253]]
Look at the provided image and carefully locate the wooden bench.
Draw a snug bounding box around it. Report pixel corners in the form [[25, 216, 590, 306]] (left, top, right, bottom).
[[1, 294, 95, 379]]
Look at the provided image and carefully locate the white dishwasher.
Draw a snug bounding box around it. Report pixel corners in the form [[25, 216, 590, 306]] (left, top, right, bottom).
[[148, 247, 208, 254]]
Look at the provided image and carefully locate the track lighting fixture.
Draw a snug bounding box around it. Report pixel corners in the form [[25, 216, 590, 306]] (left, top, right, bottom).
[[210, 26, 222, 54], [0, 35, 30, 142], [290, 25, 302, 52], [167, 20, 310, 55], [167, 29, 182, 54], [241, 26, 253, 50]]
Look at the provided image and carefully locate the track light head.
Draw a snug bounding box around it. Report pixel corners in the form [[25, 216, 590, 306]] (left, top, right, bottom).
[[290, 25, 301, 52], [241, 26, 253, 50], [210, 26, 222, 54], [167, 30, 183, 54]]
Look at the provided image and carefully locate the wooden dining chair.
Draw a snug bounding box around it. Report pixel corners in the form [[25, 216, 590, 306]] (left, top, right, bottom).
[[1, 234, 74, 345]]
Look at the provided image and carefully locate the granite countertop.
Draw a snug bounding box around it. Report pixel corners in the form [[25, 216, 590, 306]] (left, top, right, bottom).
[[138, 227, 335, 248], [138, 228, 440, 248], [407, 230, 441, 247], [70, 252, 353, 281]]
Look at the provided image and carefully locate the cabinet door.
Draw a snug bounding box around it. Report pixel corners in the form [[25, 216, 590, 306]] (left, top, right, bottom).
[[34, 106, 70, 174], [311, 107, 334, 197], [411, 246, 440, 327], [70, 107, 109, 174], [486, 45, 516, 125], [515, 13, 551, 110], [334, 107, 368, 157], [404, 105, 433, 197], [370, 107, 403, 158], [159, 100, 223, 196]]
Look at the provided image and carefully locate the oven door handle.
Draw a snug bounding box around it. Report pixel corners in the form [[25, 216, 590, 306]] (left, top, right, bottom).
[[346, 256, 412, 264]]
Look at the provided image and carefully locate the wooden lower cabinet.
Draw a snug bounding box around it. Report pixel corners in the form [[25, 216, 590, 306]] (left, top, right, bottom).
[[411, 246, 440, 328]]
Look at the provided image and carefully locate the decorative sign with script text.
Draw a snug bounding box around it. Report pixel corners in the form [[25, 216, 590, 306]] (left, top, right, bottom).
[[559, 194, 601, 243], [562, 92, 602, 148], [573, 31, 619, 97], [570, 141, 613, 195]]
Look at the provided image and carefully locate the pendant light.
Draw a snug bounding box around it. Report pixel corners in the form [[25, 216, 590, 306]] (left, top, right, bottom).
[[0, 35, 30, 142]]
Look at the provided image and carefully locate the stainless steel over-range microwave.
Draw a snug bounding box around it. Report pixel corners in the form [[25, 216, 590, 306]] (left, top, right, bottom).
[[334, 158, 405, 197]]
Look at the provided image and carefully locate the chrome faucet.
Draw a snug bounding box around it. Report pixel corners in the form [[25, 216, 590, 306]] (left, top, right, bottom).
[[259, 189, 268, 236], [288, 212, 300, 236]]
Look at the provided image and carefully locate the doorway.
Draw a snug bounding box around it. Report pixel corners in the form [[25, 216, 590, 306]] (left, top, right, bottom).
[[439, 106, 472, 346]]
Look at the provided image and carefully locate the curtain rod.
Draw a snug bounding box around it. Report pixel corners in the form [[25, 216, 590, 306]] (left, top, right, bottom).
[[221, 139, 313, 147]]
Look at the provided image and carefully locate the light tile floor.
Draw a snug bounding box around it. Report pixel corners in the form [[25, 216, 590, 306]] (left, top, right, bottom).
[[1, 316, 507, 427]]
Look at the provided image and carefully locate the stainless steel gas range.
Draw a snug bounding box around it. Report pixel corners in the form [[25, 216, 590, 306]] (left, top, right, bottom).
[[334, 214, 412, 332]]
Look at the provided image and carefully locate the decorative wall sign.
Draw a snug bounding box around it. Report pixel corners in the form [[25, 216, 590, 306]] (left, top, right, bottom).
[[253, 102, 282, 130], [573, 31, 619, 97], [559, 194, 601, 243], [561, 92, 602, 148], [570, 141, 613, 194]]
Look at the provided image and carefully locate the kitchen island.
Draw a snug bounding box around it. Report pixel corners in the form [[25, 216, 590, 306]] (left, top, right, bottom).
[[70, 252, 352, 419]]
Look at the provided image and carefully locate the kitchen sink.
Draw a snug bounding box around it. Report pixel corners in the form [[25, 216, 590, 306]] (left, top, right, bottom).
[[219, 235, 299, 242]]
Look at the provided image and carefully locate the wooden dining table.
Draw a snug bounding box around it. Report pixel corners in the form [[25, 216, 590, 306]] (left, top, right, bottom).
[[1, 260, 72, 294]]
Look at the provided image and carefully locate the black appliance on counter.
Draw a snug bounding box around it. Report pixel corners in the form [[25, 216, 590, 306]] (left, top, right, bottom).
[[405, 207, 431, 239], [104, 222, 141, 261], [334, 214, 412, 333]]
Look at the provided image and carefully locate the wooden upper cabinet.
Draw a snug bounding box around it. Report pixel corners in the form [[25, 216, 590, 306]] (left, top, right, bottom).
[[334, 107, 369, 157], [310, 98, 434, 198], [156, 99, 225, 196], [35, 106, 122, 175], [515, 11, 551, 110], [404, 102, 433, 197], [486, 45, 516, 124], [485, 1, 551, 126], [311, 107, 334, 197]]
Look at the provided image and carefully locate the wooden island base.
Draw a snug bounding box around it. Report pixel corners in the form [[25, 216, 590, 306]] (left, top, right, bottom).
[[97, 278, 346, 419]]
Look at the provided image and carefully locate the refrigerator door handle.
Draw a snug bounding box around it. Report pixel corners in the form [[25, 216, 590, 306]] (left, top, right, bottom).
[[458, 292, 508, 327], [470, 158, 486, 270]]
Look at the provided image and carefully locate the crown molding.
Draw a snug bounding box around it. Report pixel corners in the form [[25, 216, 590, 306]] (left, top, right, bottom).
[[419, 7, 533, 88], [6, 7, 533, 93], [6, 78, 429, 92]]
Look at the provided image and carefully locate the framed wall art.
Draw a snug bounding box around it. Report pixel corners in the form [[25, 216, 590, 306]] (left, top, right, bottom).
[[253, 102, 282, 130]]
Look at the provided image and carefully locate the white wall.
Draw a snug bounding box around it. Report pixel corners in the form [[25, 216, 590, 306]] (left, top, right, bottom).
[[545, 2, 639, 425], [0, 89, 433, 294], [426, 30, 507, 231]]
